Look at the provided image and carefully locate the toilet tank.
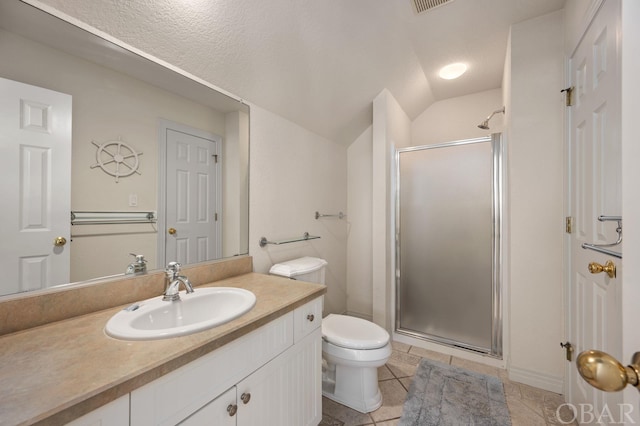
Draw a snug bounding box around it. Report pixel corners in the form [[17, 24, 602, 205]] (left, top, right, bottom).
[[269, 257, 328, 284]]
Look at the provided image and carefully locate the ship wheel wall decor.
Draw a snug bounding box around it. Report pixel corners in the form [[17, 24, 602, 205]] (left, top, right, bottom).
[[90, 137, 143, 183]]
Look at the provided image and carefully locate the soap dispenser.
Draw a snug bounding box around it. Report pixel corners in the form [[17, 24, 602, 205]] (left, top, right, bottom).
[[126, 253, 147, 275]]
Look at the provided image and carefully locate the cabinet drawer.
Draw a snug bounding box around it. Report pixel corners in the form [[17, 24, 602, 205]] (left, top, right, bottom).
[[293, 296, 323, 343]]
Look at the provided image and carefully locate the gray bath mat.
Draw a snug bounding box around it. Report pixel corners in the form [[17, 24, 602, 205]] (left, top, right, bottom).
[[399, 359, 511, 426]]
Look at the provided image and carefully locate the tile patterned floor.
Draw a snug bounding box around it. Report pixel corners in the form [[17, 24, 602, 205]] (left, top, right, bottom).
[[319, 342, 577, 426]]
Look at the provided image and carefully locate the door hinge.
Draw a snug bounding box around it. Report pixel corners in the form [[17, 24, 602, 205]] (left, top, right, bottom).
[[565, 216, 573, 234], [212, 154, 218, 163], [214, 213, 218, 221], [561, 87, 574, 106], [560, 341, 574, 362]]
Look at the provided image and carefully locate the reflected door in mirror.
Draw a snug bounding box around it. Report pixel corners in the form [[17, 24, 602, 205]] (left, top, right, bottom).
[[0, 77, 72, 295], [164, 127, 221, 265]]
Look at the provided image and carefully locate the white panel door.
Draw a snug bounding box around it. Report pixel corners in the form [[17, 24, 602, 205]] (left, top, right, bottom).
[[0, 77, 72, 295], [567, 0, 623, 419], [165, 129, 219, 265]]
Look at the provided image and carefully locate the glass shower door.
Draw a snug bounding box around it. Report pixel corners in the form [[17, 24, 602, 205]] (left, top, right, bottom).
[[395, 135, 502, 356]]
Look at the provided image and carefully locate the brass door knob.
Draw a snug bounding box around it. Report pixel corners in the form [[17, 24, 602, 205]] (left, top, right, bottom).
[[53, 236, 67, 246], [168, 227, 176, 235], [577, 350, 640, 392], [588, 260, 616, 278], [240, 392, 251, 404]]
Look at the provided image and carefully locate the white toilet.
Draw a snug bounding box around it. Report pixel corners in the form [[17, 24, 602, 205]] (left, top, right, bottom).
[[269, 257, 392, 413]]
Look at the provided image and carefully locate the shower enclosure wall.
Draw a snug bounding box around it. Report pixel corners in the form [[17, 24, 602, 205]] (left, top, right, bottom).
[[395, 134, 503, 357]]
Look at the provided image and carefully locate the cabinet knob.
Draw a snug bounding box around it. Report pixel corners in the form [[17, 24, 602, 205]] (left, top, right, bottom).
[[307, 314, 315, 322], [227, 404, 237, 416], [241, 392, 251, 404]]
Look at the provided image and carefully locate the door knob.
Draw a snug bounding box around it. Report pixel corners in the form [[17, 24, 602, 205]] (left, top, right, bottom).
[[53, 236, 67, 246], [588, 260, 616, 278], [168, 227, 176, 235], [576, 350, 640, 392], [240, 392, 251, 404]]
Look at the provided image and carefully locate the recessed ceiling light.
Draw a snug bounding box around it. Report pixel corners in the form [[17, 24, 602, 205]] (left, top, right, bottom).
[[439, 63, 467, 80]]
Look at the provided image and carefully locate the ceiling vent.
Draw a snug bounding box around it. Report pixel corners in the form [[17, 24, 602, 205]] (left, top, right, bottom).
[[411, 0, 455, 15]]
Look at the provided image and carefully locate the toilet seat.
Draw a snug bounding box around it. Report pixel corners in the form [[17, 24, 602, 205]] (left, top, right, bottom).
[[322, 314, 390, 350], [323, 339, 392, 364]]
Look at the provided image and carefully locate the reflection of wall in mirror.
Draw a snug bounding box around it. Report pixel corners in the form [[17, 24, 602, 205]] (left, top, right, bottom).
[[0, 28, 242, 282], [223, 111, 249, 258]]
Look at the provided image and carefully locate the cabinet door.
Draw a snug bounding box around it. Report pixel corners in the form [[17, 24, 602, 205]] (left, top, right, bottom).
[[67, 395, 129, 426], [237, 327, 322, 426], [179, 387, 236, 426]]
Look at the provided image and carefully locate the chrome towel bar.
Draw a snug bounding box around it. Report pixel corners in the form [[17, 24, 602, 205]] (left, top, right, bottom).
[[581, 215, 622, 258], [315, 211, 345, 220], [259, 232, 320, 248], [71, 211, 156, 225], [581, 243, 622, 259]]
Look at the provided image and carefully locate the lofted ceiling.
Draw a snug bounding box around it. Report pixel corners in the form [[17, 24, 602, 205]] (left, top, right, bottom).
[[38, 0, 566, 145]]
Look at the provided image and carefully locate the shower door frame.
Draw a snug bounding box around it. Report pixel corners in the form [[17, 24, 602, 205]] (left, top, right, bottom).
[[394, 134, 504, 358]]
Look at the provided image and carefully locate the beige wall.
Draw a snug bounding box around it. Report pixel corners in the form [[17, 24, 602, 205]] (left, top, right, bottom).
[[346, 125, 373, 319], [249, 104, 348, 316], [506, 10, 565, 392], [372, 89, 412, 331], [411, 89, 504, 145]]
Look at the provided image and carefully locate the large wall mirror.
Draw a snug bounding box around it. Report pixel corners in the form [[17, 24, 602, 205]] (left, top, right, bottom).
[[0, 0, 249, 297]]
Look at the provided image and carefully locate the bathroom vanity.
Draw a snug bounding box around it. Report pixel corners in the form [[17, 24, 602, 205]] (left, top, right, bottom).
[[0, 262, 326, 425]]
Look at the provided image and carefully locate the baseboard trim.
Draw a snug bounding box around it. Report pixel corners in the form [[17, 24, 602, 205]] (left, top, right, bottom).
[[509, 365, 564, 394]]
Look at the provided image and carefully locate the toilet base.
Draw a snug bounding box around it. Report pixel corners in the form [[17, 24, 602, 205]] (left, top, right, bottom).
[[321, 361, 384, 413]]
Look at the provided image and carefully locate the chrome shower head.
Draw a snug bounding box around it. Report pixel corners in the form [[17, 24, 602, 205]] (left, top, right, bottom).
[[477, 106, 505, 130]]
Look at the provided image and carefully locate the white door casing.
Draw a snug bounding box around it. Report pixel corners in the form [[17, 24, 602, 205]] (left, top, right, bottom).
[[158, 120, 222, 266], [0, 77, 72, 295], [566, 0, 623, 420]]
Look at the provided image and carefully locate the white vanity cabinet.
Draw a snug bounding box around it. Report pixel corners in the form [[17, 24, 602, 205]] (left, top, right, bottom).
[[130, 296, 323, 426], [182, 328, 322, 426]]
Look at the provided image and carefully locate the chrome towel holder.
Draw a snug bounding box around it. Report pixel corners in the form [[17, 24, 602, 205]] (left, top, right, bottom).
[[581, 215, 622, 258], [315, 211, 345, 220], [259, 232, 320, 248], [71, 211, 156, 225]]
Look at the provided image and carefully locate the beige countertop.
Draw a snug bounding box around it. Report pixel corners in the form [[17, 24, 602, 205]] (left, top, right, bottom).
[[0, 272, 326, 426]]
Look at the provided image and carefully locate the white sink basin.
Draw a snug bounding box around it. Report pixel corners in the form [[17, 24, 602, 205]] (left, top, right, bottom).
[[105, 287, 256, 340]]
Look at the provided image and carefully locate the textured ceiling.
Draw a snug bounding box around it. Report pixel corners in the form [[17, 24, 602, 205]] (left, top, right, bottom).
[[37, 0, 565, 145]]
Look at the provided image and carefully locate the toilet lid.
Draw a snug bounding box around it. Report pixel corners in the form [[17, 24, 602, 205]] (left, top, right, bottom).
[[322, 314, 390, 350]]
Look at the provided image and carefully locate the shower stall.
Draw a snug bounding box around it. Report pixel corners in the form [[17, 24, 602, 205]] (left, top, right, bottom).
[[395, 134, 503, 357]]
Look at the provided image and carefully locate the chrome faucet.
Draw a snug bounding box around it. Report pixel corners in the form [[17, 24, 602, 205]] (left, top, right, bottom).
[[125, 253, 147, 275], [163, 262, 194, 301]]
